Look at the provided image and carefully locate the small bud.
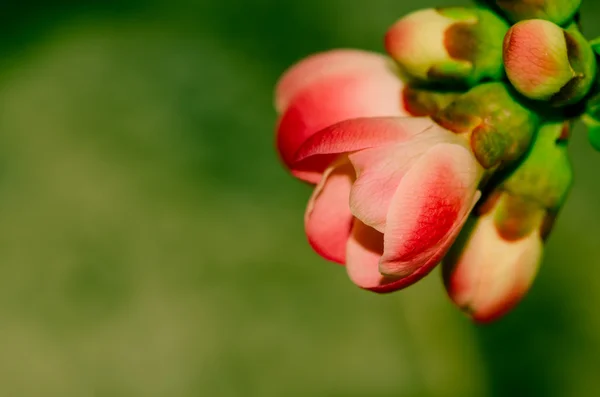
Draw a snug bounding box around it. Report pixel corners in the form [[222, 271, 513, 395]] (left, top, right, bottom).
[[488, 0, 582, 26], [503, 20, 596, 106], [443, 122, 573, 322], [432, 82, 539, 169], [385, 8, 509, 87], [443, 191, 544, 323]]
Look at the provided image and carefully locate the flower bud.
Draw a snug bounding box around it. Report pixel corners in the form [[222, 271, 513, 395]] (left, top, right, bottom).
[[385, 8, 509, 87], [443, 192, 544, 323], [443, 122, 572, 322], [503, 20, 596, 106], [432, 82, 539, 169], [486, 0, 582, 26]]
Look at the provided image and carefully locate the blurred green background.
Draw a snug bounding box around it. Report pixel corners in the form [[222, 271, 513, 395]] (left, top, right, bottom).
[[1, 0, 600, 396]]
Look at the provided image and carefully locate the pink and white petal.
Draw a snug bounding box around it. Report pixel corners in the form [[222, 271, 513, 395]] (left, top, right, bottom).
[[275, 49, 388, 113], [305, 159, 355, 264], [291, 117, 434, 183], [379, 193, 481, 290], [346, 220, 401, 292], [379, 143, 482, 277], [444, 211, 543, 323], [347, 124, 457, 232], [276, 64, 408, 182], [346, 219, 448, 293], [348, 145, 410, 233]]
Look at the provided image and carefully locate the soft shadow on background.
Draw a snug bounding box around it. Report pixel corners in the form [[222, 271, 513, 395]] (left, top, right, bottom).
[[1, 1, 600, 396]]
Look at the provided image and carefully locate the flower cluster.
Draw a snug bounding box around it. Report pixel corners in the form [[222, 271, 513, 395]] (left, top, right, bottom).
[[273, 0, 597, 322]]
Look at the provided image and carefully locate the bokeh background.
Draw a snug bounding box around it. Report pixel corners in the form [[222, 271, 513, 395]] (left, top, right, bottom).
[[1, 0, 600, 396]]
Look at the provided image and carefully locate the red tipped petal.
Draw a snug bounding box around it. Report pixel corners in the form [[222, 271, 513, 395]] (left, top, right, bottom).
[[276, 64, 407, 182], [346, 219, 456, 293], [305, 159, 355, 264], [444, 210, 543, 323], [292, 117, 434, 183], [275, 49, 387, 113], [379, 143, 481, 277], [347, 124, 456, 232], [346, 220, 403, 292]]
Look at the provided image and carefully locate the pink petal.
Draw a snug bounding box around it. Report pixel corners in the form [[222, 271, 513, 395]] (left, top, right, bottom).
[[347, 124, 457, 232], [444, 205, 543, 323], [379, 143, 482, 277], [304, 159, 355, 264], [275, 49, 388, 113], [292, 117, 434, 183], [276, 62, 407, 183], [345, 220, 401, 292], [346, 219, 452, 293]]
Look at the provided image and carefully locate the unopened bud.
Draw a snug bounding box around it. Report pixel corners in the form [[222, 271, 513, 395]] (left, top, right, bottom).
[[432, 82, 539, 169], [443, 122, 572, 322], [503, 20, 596, 106], [443, 191, 544, 323], [489, 0, 582, 26], [385, 8, 509, 86]]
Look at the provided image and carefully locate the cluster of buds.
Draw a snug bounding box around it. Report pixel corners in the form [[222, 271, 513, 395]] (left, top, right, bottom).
[[273, 0, 598, 322]]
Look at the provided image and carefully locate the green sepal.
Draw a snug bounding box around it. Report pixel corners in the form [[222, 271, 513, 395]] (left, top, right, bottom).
[[433, 82, 540, 169], [402, 85, 464, 117], [485, 122, 573, 241], [493, 193, 546, 241], [481, 0, 582, 26], [502, 122, 573, 212], [550, 23, 597, 107]]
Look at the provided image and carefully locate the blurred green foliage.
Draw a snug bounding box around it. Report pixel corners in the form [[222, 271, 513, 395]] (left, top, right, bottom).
[[1, 0, 600, 396]]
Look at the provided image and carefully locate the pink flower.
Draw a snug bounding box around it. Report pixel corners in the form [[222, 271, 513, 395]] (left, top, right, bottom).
[[275, 50, 483, 292], [298, 118, 482, 292]]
